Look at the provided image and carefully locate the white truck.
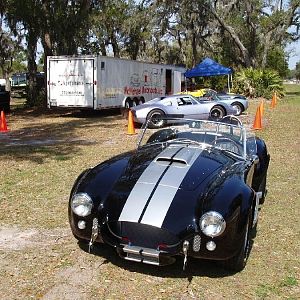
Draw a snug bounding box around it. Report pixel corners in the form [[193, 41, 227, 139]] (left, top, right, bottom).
[[47, 55, 185, 110]]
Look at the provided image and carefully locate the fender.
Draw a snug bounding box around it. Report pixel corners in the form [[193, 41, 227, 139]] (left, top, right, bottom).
[[252, 137, 270, 191]]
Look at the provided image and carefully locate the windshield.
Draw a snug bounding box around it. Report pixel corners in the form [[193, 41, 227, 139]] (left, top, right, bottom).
[[137, 117, 255, 159], [11, 73, 27, 86]]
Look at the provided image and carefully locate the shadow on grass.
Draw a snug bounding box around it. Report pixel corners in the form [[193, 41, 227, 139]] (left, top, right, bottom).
[[0, 107, 125, 163], [284, 90, 300, 96], [78, 240, 253, 278], [10, 106, 122, 118]]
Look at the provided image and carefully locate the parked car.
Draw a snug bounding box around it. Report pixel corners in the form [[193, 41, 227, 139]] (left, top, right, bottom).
[[203, 89, 248, 116], [0, 80, 10, 113], [130, 94, 237, 128], [180, 89, 248, 116], [68, 116, 270, 271]]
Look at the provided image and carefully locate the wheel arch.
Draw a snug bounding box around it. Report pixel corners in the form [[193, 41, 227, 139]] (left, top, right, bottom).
[[146, 107, 166, 119]]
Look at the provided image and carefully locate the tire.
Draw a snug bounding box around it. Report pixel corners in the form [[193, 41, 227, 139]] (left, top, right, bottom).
[[258, 176, 267, 205], [231, 102, 243, 116], [136, 97, 144, 105], [131, 99, 137, 107], [125, 100, 131, 109], [221, 215, 252, 272], [147, 109, 166, 129], [210, 105, 225, 120]]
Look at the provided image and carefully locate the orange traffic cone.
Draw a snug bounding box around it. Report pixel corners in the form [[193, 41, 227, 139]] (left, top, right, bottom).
[[127, 110, 136, 135], [252, 105, 262, 130], [270, 92, 276, 108], [0, 110, 9, 132], [259, 100, 264, 117]]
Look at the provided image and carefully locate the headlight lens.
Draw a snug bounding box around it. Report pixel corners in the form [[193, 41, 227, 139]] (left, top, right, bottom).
[[71, 193, 93, 217], [200, 211, 226, 237]]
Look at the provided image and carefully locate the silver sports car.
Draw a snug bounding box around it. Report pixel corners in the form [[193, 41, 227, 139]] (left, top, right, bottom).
[[201, 89, 249, 116], [131, 94, 237, 128]]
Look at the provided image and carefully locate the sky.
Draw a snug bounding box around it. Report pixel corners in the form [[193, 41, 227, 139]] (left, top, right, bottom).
[[286, 40, 300, 70]]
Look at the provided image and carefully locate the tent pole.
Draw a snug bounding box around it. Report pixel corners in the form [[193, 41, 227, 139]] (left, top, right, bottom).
[[227, 75, 231, 93]]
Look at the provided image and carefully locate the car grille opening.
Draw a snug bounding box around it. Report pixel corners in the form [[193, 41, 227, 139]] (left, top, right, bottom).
[[110, 221, 180, 249]]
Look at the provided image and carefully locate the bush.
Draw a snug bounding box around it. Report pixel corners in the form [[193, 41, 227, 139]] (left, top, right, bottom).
[[233, 68, 284, 99]]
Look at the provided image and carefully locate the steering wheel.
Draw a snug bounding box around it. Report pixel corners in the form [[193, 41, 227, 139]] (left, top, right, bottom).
[[212, 137, 242, 155]]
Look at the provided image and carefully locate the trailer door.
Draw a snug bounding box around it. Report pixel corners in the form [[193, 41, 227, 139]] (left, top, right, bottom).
[[48, 58, 95, 108], [173, 71, 182, 94]]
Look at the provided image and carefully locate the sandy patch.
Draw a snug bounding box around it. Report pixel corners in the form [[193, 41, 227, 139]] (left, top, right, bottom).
[[0, 227, 69, 251]]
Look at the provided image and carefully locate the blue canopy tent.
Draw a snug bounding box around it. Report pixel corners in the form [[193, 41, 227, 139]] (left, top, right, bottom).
[[184, 58, 233, 92]]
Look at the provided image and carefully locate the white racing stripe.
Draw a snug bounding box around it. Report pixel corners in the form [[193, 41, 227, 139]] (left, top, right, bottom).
[[118, 146, 203, 227], [118, 147, 179, 222], [141, 147, 202, 227]]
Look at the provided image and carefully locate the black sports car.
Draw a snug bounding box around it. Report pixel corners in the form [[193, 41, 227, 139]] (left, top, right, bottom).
[[68, 116, 270, 271]]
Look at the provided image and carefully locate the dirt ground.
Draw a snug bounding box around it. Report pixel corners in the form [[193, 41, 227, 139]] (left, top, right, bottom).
[[0, 98, 299, 299]]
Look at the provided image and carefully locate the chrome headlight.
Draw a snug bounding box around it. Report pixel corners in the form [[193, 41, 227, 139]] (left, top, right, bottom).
[[200, 211, 226, 237], [71, 193, 93, 217]]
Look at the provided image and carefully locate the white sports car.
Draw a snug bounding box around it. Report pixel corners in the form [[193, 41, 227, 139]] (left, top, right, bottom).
[[131, 94, 237, 128]]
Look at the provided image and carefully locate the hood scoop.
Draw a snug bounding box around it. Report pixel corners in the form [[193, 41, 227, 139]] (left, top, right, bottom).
[[155, 146, 203, 167]]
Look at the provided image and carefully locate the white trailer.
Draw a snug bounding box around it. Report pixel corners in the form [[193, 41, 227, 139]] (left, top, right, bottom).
[[47, 55, 185, 110]]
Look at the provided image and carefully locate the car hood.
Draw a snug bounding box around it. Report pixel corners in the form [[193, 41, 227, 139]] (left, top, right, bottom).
[[132, 102, 164, 111], [84, 143, 237, 231], [218, 93, 246, 99]]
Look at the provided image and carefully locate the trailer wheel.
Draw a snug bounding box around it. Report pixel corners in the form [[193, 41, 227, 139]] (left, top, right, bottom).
[[132, 98, 138, 107], [136, 97, 145, 105], [125, 99, 132, 109]]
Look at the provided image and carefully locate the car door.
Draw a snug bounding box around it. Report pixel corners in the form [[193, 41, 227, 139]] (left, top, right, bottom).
[[176, 96, 210, 119], [171, 96, 195, 118]]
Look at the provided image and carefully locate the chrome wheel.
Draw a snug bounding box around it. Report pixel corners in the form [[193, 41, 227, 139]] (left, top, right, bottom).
[[210, 106, 225, 120], [147, 110, 166, 128], [232, 103, 243, 116]]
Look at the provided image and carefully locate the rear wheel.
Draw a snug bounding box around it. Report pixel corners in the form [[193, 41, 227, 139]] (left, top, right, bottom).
[[147, 109, 166, 128], [210, 105, 225, 120], [231, 102, 243, 116]]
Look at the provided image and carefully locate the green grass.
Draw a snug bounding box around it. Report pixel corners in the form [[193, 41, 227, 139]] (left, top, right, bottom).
[[0, 89, 299, 299]]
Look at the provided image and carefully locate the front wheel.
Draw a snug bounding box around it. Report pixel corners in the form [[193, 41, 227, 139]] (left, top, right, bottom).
[[221, 216, 251, 272], [210, 105, 225, 120], [147, 109, 166, 129]]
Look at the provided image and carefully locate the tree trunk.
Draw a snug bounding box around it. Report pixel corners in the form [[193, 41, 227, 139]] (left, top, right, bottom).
[[26, 26, 38, 107], [100, 42, 107, 56], [261, 33, 271, 68], [190, 20, 198, 66], [111, 33, 120, 58], [205, 4, 253, 67]]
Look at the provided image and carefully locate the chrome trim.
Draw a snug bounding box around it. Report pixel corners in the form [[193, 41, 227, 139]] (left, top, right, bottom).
[[123, 245, 161, 266]]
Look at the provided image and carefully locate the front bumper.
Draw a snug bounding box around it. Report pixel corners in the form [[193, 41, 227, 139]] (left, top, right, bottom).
[[70, 214, 245, 266]]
